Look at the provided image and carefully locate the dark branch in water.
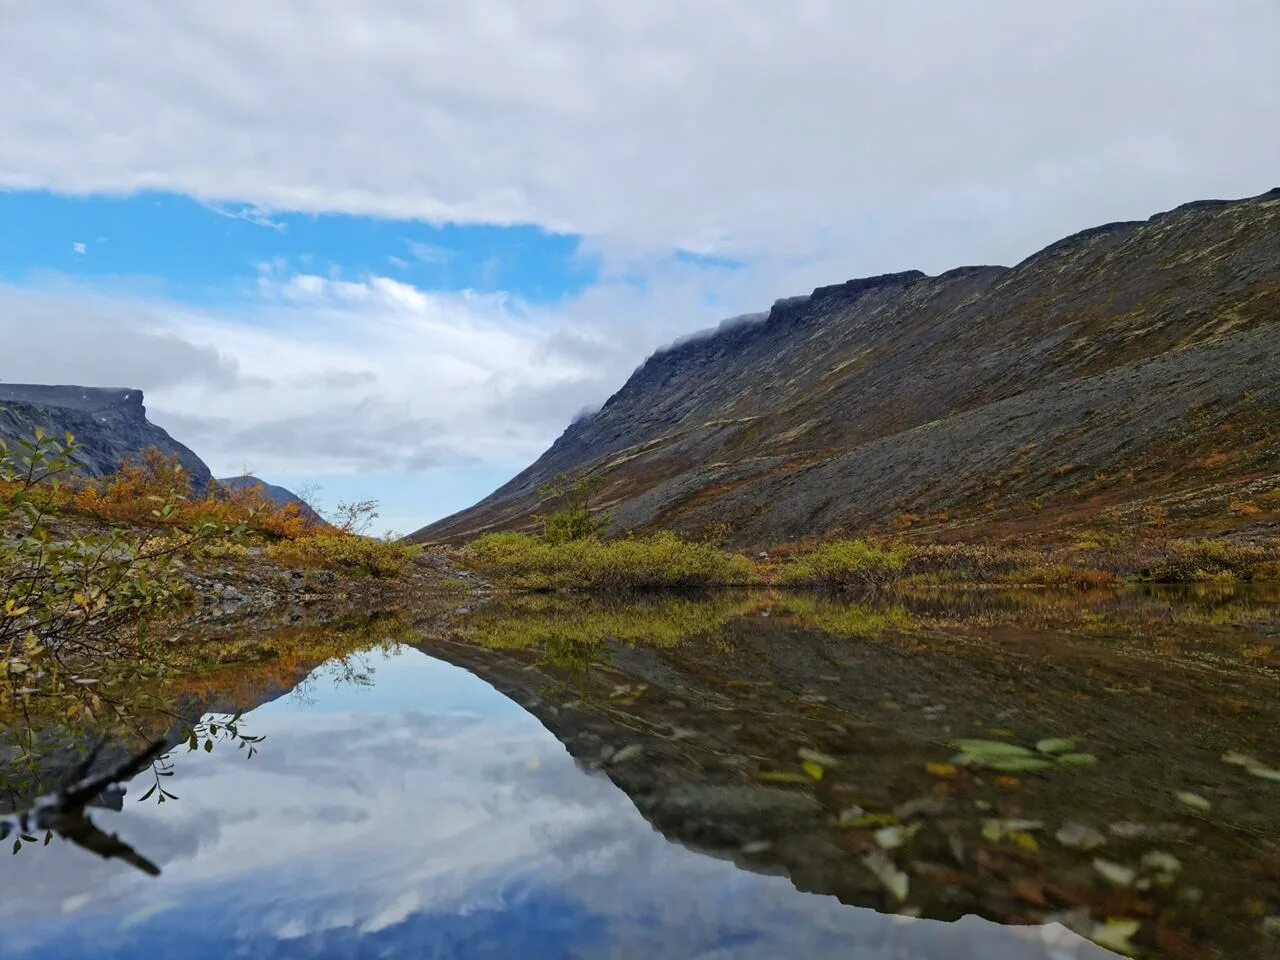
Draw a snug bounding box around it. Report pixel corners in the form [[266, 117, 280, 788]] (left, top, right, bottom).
[[0, 738, 168, 875]]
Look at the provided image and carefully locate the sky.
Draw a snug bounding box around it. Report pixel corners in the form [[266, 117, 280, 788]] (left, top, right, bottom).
[[0, 1, 1277, 533]]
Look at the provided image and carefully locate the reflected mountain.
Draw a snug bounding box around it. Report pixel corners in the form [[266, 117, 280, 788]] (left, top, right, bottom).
[[418, 587, 1280, 958], [4, 587, 1279, 958]]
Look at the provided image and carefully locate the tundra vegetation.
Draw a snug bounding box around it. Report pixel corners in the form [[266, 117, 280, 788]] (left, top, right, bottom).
[[461, 475, 1280, 591]]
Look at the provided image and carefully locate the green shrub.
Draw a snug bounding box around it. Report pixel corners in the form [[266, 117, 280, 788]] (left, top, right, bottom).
[[266, 534, 418, 578], [778, 539, 913, 587], [1139, 539, 1274, 583], [464, 531, 754, 590], [537, 473, 609, 545]]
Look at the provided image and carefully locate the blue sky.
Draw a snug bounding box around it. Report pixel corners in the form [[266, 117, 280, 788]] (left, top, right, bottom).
[[0, 190, 598, 305], [0, 2, 1274, 533], [0, 190, 618, 530]]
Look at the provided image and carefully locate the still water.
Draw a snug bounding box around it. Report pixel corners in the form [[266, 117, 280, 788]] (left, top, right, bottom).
[[3, 587, 1278, 959]]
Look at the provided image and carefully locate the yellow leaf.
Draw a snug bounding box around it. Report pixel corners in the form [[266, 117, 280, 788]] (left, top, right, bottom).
[[802, 760, 825, 781]]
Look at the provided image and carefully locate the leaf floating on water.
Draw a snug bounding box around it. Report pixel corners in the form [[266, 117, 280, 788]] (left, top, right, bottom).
[[759, 771, 811, 785], [1090, 918, 1141, 955], [837, 805, 866, 826], [1222, 750, 1258, 767], [1175, 790, 1212, 814], [982, 818, 1043, 843], [874, 824, 920, 850], [875, 826, 907, 849], [801, 760, 825, 781], [1008, 831, 1039, 853], [843, 812, 900, 829], [1109, 821, 1147, 840], [797, 747, 840, 769], [985, 756, 1053, 773], [1245, 764, 1280, 783], [863, 850, 909, 902], [1056, 822, 1106, 851], [1140, 850, 1181, 876], [925, 762, 958, 779], [1093, 858, 1137, 888], [1057, 752, 1098, 767], [952, 739, 1034, 758], [1036, 738, 1076, 755]]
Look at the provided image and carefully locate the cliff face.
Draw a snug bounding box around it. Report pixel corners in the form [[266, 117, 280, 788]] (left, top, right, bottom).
[[0, 384, 213, 490], [412, 188, 1280, 545]]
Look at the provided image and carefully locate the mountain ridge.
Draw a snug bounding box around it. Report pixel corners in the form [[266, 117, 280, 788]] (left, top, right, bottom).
[[0, 383, 214, 490], [411, 186, 1280, 546]]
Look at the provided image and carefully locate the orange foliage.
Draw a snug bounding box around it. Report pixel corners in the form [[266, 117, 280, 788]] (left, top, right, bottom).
[[66, 449, 316, 539]]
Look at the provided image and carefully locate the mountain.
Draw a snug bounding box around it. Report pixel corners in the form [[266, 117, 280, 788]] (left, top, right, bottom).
[[216, 475, 323, 525], [0, 384, 213, 490], [412, 188, 1280, 546]]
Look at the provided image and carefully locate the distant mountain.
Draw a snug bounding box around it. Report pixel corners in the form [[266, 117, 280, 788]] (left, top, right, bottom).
[[0, 384, 213, 490], [216, 475, 323, 525], [411, 187, 1280, 546]]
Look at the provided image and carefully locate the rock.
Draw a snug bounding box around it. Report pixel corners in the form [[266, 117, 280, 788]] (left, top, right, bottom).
[[0, 385, 212, 489]]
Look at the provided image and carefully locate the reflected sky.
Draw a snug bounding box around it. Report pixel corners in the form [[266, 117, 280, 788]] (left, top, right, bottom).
[[0, 648, 1113, 959]]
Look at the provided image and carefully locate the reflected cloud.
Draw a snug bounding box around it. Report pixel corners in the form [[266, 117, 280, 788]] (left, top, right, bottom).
[[0, 646, 1112, 959]]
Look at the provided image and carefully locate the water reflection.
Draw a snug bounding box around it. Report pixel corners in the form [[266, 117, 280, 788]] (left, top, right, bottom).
[[3, 586, 1278, 957], [0, 645, 1109, 960], [430, 587, 1280, 958]]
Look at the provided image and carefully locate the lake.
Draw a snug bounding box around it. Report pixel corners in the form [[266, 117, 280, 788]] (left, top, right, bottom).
[[2, 585, 1278, 959]]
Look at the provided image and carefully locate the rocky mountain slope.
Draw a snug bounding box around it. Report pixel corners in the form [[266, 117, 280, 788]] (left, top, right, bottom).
[[0, 384, 213, 490], [412, 188, 1280, 546], [217, 475, 323, 525]]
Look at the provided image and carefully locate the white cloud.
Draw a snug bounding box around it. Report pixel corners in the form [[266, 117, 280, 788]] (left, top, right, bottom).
[[0, 1, 1275, 273], [71, 241, 86, 255], [0, 248, 820, 488]]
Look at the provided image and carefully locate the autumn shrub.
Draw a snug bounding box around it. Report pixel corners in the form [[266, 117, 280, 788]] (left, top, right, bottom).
[[265, 533, 418, 578], [898, 542, 1037, 583], [1138, 538, 1275, 583], [69, 452, 314, 540], [69, 448, 193, 521], [778, 539, 913, 588], [465, 531, 755, 590]]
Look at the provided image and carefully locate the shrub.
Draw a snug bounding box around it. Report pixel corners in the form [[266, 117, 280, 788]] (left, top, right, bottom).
[[465, 531, 754, 590], [265, 534, 418, 579], [536, 473, 610, 545], [1139, 539, 1273, 583], [69, 451, 317, 540], [778, 539, 913, 588]]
